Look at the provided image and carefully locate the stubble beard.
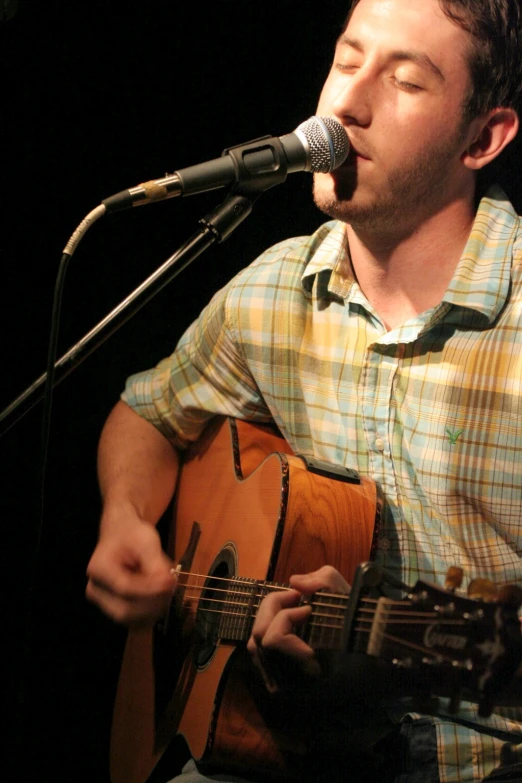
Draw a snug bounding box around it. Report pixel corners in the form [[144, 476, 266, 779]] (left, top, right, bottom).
[[313, 126, 469, 236]]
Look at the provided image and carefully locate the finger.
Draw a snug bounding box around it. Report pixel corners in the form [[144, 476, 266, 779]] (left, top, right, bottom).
[[251, 588, 301, 644], [87, 545, 175, 599], [260, 604, 314, 660], [87, 567, 176, 602], [248, 604, 319, 693], [289, 565, 350, 595], [88, 561, 176, 599], [86, 575, 174, 625]]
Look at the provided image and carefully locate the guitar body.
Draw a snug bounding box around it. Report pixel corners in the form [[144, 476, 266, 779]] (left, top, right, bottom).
[[110, 417, 378, 783]]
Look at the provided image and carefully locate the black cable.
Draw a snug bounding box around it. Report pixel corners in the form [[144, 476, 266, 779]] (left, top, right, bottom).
[[13, 250, 72, 783]]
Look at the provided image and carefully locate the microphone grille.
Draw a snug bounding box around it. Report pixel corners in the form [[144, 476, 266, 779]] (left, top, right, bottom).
[[296, 116, 350, 173]]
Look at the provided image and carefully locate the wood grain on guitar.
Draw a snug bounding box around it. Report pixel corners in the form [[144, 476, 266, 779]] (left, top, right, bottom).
[[110, 417, 522, 783]]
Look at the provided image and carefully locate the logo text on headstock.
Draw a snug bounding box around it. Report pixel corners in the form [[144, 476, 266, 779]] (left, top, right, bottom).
[[424, 625, 467, 651]]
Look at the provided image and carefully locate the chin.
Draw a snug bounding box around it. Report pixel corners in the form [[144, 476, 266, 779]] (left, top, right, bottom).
[[313, 173, 360, 223]]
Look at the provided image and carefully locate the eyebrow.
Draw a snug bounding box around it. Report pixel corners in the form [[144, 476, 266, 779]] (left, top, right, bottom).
[[337, 34, 446, 83]]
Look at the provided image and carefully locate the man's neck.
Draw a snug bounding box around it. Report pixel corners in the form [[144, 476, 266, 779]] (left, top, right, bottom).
[[345, 195, 477, 331]]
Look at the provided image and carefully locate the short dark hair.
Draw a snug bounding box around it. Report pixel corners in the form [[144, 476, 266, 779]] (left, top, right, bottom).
[[343, 0, 522, 121]]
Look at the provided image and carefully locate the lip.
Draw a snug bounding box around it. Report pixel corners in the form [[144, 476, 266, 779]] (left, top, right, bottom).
[[349, 143, 371, 160], [338, 149, 371, 169], [339, 139, 372, 167]]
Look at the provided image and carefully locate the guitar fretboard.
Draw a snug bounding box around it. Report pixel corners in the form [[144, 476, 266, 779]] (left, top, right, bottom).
[[186, 574, 350, 648]]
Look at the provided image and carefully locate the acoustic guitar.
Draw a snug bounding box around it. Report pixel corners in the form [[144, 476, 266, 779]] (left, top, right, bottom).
[[110, 417, 522, 783]]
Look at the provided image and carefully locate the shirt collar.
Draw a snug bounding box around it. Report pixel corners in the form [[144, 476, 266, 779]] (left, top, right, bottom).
[[442, 185, 519, 323], [301, 185, 519, 324], [301, 219, 354, 300]]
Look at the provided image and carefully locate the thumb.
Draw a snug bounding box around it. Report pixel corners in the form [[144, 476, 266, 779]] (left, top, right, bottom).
[[125, 542, 177, 592]]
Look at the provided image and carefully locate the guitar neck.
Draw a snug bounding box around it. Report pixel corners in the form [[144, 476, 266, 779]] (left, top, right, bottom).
[[185, 564, 522, 718]]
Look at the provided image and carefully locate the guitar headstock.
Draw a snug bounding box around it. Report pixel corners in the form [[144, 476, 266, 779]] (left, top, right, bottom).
[[344, 563, 522, 717]]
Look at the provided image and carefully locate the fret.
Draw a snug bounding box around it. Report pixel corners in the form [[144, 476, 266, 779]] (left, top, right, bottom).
[[218, 577, 259, 642], [306, 589, 346, 650]]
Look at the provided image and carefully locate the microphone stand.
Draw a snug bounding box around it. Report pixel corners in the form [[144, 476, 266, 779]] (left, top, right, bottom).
[[0, 189, 256, 437], [4, 176, 278, 783]]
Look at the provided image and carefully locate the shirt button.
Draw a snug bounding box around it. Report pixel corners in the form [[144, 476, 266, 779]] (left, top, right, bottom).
[[375, 437, 385, 451], [378, 537, 391, 551]]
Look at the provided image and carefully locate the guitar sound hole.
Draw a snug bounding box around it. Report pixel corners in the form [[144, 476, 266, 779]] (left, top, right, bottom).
[[193, 545, 237, 669]]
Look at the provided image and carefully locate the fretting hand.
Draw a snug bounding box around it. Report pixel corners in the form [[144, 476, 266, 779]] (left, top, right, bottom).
[[247, 566, 350, 692]]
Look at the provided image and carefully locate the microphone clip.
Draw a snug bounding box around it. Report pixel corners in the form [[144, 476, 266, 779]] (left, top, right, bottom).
[[220, 135, 289, 195]]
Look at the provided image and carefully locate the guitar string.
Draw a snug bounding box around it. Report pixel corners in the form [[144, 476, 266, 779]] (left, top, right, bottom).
[[173, 573, 489, 652], [175, 570, 353, 602], [181, 589, 426, 615], [174, 584, 480, 662], [177, 577, 470, 623], [172, 598, 467, 662], [304, 624, 470, 666], [182, 600, 469, 629], [175, 571, 403, 608], [176, 577, 475, 626], [170, 574, 491, 664], [363, 631, 468, 664], [177, 593, 470, 629], [175, 571, 491, 614]]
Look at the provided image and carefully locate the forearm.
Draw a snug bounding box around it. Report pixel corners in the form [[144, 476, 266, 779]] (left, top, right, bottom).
[[87, 400, 180, 623], [97, 399, 180, 529]]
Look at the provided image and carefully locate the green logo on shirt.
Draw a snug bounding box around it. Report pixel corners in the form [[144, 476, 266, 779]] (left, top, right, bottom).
[[446, 427, 464, 445]]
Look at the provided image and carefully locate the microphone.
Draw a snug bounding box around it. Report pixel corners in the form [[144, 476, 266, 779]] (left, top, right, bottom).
[[102, 116, 349, 213]]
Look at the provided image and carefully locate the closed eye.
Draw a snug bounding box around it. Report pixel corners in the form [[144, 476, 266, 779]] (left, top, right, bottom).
[[393, 78, 422, 91], [335, 63, 360, 74]]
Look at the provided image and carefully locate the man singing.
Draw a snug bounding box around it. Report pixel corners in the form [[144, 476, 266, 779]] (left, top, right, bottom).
[[87, 1, 522, 780]]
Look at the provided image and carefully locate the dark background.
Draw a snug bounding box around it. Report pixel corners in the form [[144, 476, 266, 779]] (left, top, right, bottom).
[[1, 2, 348, 781], [1, 2, 520, 782]]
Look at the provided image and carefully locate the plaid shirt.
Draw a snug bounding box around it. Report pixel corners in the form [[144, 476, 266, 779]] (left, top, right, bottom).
[[123, 185, 522, 782]]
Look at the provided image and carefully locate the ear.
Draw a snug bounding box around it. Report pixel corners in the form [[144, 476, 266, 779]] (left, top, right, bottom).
[[462, 108, 519, 171]]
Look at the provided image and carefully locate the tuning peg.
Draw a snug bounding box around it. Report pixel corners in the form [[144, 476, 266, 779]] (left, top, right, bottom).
[[467, 578, 498, 602], [445, 567, 464, 591], [497, 584, 522, 608]]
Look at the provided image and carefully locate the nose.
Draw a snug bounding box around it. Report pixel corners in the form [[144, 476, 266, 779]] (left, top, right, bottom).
[[329, 69, 373, 128]]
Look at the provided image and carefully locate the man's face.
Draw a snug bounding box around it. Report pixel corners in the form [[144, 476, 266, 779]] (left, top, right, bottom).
[[314, 0, 476, 232]]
